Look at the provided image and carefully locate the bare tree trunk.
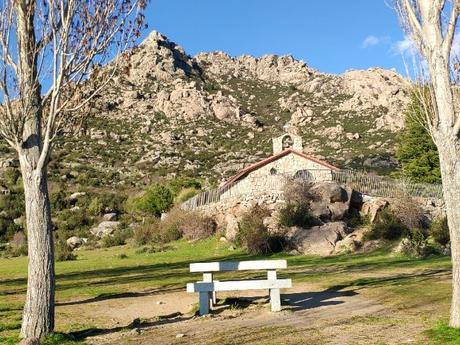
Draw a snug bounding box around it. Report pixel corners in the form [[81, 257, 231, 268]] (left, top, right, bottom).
[[437, 140, 460, 327], [15, 0, 55, 338], [19, 164, 55, 338]]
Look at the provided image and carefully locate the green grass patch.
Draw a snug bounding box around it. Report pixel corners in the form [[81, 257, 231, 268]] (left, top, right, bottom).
[[0, 238, 454, 342], [426, 321, 460, 345]]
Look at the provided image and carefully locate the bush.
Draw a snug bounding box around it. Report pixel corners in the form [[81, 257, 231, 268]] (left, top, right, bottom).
[[101, 229, 131, 248], [390, 196, 427, 230], [133, 218, 160, 245], [56, 209, 94, 235], [4, 168, 21, 188], [236, 206, 284, 255], [283, 179, 317, 205], [430, 216, 450, 246], [50, 190, 68, 211], [8, 231, 27, 257], [155, 207, 186, 243], [127, 184, 173, 216], [365, 209, 408, 241], [174, 187, 200, 204], [398, 228, 431, 257], [55, 240, 77, 261], [167, 176, 201, 196], [88, 197, 104, 216], [279, 203, 316, 228], [180, 212, 216, 241], [279, 180, 317, 228]]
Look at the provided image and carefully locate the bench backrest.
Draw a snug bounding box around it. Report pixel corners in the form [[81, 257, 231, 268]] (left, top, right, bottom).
[[190, 259, 287, 273]]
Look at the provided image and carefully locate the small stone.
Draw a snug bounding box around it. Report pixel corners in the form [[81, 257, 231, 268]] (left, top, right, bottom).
[[157, 301, 164, 305], [176, 333, 185, 338], [103, 212, 117, 221], [219, 236, 227, 242]]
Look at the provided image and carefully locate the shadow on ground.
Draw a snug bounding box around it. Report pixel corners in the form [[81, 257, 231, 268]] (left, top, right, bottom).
[[283, 288, 357, 310]]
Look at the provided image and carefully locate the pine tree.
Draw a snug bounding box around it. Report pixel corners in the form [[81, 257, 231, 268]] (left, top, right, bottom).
[[395, 92, 441, 184]]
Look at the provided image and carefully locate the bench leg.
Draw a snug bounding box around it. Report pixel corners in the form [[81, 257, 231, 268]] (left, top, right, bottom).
[[270, 288, 281, 312], [212, 291, 217, 305], [203, 273, 215, 308], [199, 291, 210, 315]]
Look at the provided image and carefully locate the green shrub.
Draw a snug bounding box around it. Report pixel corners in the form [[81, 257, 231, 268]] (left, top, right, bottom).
[[127, 184, 173, 216], [4, 168, 20, 188], [101, 229, 131, 248], [399, 228, 431, 257], [55, 240, 77, 261], [365, 209, 408, 241], [50, 190, 68, 211], [56, 209, 94, 235], [279, 202, 316, 228], [95, 193, 126, 213], [88, 197, 104, 216], [174, 187, 200, 204], [430, 216, 450, 246], [167, 176, 201, 196], [236, 206, 284, 255]]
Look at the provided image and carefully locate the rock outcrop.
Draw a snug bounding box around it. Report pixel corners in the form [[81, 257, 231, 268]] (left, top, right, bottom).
[[30, 30, 413, 192], [286, 222, 350, 256]]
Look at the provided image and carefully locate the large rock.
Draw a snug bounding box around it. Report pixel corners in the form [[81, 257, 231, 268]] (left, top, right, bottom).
[[309, 182, 352, 221], [224, 214, 240, 242], [66, 236, 87, 249], [286, 222, 349, 256], [360, 197, 389, 223], [211, 95, 241, 121], [90, 221, 120, 238], [334, 227, 367, 254], [311, 182, 348, 203]]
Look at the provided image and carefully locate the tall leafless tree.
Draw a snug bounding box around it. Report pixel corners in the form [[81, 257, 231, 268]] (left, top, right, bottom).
[[0, 0, 146, 339], [395, 0, 460, 327]]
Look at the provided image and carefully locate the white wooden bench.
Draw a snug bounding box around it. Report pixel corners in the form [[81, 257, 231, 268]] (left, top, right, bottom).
[[186, 259, 292, 315]]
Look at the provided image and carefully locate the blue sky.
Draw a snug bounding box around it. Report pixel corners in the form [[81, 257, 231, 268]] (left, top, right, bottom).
[[143, 0, 409, 75]]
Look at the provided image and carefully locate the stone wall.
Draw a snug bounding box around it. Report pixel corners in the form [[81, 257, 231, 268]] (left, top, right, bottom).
[[219, 152, 332, 200]]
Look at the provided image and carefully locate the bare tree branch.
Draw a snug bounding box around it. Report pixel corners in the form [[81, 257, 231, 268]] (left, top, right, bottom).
[[443, 0, 460, 60]]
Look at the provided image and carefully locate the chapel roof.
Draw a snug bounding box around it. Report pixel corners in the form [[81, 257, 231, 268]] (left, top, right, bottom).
[[223, 148, 338, 187]]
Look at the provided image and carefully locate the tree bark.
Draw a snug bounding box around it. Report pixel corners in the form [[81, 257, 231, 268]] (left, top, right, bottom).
[[15, 0, 55, 339], [437, 140, 460, 327], [19, 165, 55, 338]]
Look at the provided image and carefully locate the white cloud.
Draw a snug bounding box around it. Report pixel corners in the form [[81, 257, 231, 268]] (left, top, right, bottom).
[[391, 37, 417, 56], [362, 35, 380, 48]]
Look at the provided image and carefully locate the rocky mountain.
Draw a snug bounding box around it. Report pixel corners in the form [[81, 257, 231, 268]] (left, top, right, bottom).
[[2, 31, 412, 191]]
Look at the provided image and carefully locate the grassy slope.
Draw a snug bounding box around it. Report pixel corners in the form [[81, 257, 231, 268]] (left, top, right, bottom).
[[0, 239, 456, 344]]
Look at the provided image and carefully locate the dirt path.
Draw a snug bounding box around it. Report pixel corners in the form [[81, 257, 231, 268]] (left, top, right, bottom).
[[59, 283, 427, 345]]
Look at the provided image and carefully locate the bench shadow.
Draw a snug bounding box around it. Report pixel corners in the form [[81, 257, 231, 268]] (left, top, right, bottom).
[[209, 287, 356, 314], [282, 288, 357, 311]]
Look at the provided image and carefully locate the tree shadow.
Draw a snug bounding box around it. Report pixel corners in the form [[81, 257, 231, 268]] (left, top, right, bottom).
[[56, 286, 183, 306], [69, 312, 192, 341], [282, 288, 357, 310]]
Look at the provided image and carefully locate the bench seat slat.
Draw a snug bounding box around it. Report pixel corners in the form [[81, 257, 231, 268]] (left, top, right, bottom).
[[190, 260, 287, 273], [186, 279, 292, 292]]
